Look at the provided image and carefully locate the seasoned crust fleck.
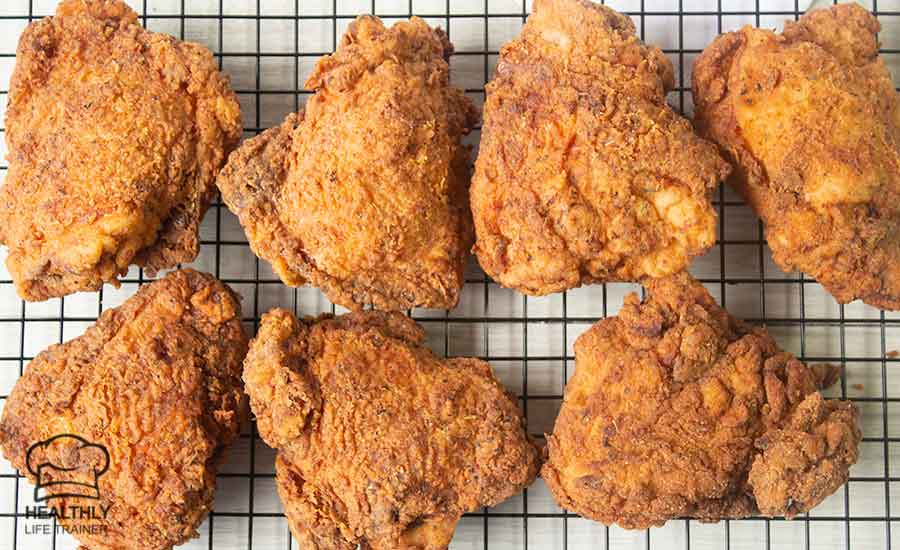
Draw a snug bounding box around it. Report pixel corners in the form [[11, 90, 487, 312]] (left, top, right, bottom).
[[216, 16, 478, 312], [243, 308, 540, 549], [0, 269, 248, 550], [0, 0, 242, 301], [542, 272, 860, 529], [693, 3, 900, 309], [470, 0, 730, 296]]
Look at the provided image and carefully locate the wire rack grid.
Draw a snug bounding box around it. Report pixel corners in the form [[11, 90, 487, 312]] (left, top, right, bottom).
[[0, 0, 897, 549]]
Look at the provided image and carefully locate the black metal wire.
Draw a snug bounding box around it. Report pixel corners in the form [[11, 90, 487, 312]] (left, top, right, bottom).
[[0, 1, 896, 549]]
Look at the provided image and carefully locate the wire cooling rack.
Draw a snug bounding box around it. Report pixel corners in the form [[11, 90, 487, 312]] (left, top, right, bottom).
[[0, 0, 898, 548]]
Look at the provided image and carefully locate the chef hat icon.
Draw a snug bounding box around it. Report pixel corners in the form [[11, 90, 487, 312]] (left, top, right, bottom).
[[25, 434, 110, 502]]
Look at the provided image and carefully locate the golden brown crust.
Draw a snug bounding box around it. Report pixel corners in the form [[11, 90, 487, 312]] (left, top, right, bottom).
[[243, 308, 540, 550], [693, 3, 900, 309], [748, 392, 859, 517], [470, 0, 730, 296], [216, 16, 478, 312], [214, 112, 307, 282], [0, 269, 248, 550], [0, 0, 242, 301], [542, 272, 860, 529]]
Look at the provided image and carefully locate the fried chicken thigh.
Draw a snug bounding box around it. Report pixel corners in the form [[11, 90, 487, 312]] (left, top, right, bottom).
[[0, 269, 248, 550], [543, 273, 860, 529], [693, 4, 900, 309], [243, 309, 540, 549], [0, 0, 242, 301], [216, 16, 477, 311], [470, 0, 730, 296]]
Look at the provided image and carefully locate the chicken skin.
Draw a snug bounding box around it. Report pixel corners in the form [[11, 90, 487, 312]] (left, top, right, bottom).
[[0, 0, 242, 301], [0, 269, 248, 550], [216, 16, 477, 311], [693, 4, 900, 309], [243, 309, 540, 550], [543, 273, 860, 529], [470, 0, 730, 296]]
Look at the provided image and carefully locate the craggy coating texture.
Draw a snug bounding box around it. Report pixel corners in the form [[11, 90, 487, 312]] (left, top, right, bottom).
[[470, 0, 730, 296], [693, 4, 900, 309], [216, 16, 478, 311], [244, 309, 540, 549], [543, 273, 860, 529], [0, 0, 242, 301], [0, 269, 248, 550]]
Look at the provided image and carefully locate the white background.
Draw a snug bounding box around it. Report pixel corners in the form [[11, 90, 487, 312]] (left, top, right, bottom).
[[0, 0, 897, 548]]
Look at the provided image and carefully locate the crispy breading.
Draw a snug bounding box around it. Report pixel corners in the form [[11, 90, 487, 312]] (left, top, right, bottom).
[[470, 0, 730, 296], [216, 16, 477, 311], [0, 0, 242, 301], [542, 272, 860, 529], [243, 309, 540, 549], [693, 3, 900, 309], [0, 269, 248, 550]]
